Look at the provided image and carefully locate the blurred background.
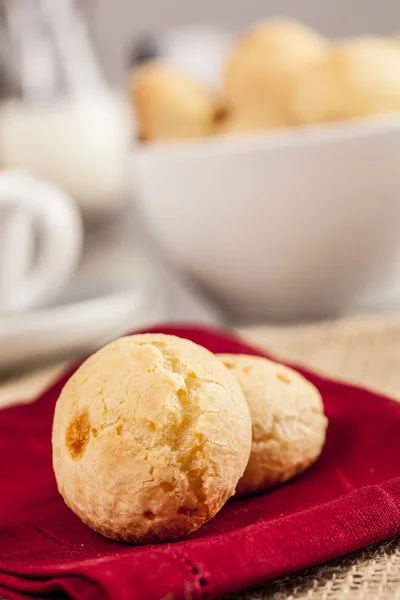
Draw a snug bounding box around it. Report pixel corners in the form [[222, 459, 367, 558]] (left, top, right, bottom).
[[1, 0, 400, 371], [91, 0, 400, 83]]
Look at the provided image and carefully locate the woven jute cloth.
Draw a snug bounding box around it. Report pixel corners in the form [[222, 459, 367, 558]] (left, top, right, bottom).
[[229, 312, 400, 600], [1, 312, 400, 599]]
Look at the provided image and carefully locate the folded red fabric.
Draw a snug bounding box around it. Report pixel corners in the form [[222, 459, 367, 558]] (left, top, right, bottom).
[[1, 324, 400, 600]]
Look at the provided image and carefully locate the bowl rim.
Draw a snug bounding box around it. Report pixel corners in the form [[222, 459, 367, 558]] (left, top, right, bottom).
[[133, 113, 400, 159]]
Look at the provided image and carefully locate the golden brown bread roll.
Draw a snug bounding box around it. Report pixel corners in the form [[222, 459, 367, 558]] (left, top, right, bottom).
[[219, 354, 327, 496], [214, 106, 289, 137], [223, 19, 328, 128], [52, 334, 252, 543], [131, 62, 217, 142], [290, 36, 400, 124]]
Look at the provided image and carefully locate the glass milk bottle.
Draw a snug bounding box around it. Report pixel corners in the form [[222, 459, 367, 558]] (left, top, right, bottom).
[[0, 0, 131, 218]]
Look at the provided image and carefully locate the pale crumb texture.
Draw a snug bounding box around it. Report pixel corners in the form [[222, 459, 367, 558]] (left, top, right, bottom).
[[218, 354, 327, 496], [52, 334, 251, 543]]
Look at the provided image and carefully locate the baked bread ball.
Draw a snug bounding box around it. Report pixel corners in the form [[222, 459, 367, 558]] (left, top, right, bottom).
[[219, 354, 327, 496], [52, 334, 251, 543], [215, 106, 288, 137], [131, 62, 217, 142], [290, 36, 400, 124], [223, 19, 328, 126]]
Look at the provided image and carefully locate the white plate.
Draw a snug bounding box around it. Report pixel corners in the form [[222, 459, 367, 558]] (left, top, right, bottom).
[[0, 215, 165, 371], [0, 285, 164, 372]]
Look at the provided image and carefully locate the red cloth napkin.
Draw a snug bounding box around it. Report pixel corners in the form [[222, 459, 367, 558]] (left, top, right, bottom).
[[1, 324, 400, 600]]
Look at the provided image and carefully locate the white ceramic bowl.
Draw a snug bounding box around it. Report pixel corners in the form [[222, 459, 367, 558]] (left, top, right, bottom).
[[133, 116, 400, 320]]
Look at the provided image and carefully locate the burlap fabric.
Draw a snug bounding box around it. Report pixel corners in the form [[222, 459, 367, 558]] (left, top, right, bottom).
[[1, 312, 400, 599], [228, 312, 400, 600]]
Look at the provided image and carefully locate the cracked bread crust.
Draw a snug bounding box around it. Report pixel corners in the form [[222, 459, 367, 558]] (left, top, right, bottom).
[[52, 334, 252, 543], [219, 354, 327, 496]]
